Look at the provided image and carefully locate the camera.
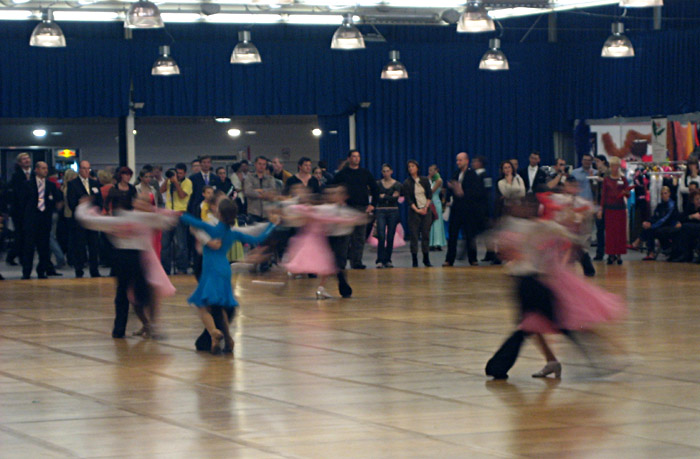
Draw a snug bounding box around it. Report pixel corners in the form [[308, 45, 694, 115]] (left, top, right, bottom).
[[165, 168, 176, 179]]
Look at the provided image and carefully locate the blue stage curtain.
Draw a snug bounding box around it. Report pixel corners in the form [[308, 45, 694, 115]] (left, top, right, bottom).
[[318, 114, 349, 172], [0, 37, 130, 118]]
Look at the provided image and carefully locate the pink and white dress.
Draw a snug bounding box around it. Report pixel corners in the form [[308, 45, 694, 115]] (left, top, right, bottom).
[[282, 204, 364, 275]]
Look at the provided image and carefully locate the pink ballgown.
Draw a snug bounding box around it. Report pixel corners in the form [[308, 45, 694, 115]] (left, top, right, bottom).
[[283, 204, 363, 275]]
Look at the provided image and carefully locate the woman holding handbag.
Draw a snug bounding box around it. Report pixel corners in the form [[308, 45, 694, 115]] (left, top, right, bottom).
[[402, 160, 433, 267]]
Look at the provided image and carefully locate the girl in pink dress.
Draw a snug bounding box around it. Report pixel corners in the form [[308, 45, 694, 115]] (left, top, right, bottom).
[[282, 186, 365, 299]]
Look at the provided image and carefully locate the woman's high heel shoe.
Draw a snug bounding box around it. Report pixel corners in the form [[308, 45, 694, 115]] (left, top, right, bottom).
[[316, 286, 332, 300], [210, 330, 223, 355], [532, 361, 562, 378]]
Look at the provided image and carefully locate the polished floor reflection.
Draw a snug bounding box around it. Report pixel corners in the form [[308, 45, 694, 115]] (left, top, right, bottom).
[[1, 261, 700, 458]]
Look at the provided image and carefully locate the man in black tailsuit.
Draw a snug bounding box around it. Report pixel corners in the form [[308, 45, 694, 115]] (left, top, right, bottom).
[[443, 152, 486, 266], [18, 162, 63, 279], [67, 160, 103, 278]]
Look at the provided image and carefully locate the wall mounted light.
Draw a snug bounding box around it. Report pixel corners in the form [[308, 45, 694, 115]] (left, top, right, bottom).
[[29, 10, 66, 47], [312, 128, 322, 136], [381, 50, 408, 80], [601, 22, 634, 57], [231, 30, 262, 64]]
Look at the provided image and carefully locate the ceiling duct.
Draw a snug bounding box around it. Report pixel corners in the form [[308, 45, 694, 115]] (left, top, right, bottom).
[[362, 12, 442, 25]]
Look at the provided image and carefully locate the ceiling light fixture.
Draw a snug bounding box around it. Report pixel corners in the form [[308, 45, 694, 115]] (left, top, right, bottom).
[[601, 22, 634, 58], [331, 14, 365, 50], [457, 1, 495, 33], [215, 117, 232, 123], [33, 129, 47, 137], [381, 50, 408, 80], [29, 10, 66, 48], [231, 30, 262, 64], [312, 128, 322, 136], [228, 128, 242, 137], [125, 0, 164, 29], [619, 0, 662, 6], [152, 45, 181, 76], [479, 38, 509, 70]]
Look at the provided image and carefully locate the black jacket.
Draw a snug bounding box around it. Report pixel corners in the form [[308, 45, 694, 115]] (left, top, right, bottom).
[[447, 168, 486, 213], [401, 176, 432, 210], [188, 172, 222, 216], [518, 166, 548, 193], [19, 176, 62, 221], [8, 167, 32, 220], [67, 176, 103, 213]]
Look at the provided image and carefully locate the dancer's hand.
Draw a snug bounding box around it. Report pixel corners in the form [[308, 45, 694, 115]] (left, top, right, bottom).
[[206, 239, 222, 250]]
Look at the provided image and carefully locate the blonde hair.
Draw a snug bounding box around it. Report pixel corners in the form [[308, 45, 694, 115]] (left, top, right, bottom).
[[608, 156, 622, 167], [97, 169, 114, 185]]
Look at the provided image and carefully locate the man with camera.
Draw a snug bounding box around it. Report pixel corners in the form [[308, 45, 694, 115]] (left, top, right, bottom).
[[546, 158, 570, 190], [160, 163, 192, 275]]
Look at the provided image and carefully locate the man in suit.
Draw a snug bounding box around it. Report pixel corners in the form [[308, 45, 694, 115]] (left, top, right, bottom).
[[443, 152, 487, 267], [187, 155, 222, 218], [5, 152, 33, 265], [19, 162, 63, 279], [518, 151, 548, 194], [67, 160, 103, 278]]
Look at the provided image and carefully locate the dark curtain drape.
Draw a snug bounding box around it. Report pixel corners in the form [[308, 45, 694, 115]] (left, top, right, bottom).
[[3, 16, 700, 177], [318, 114, 350, 171], [0, 38, 130, 117]]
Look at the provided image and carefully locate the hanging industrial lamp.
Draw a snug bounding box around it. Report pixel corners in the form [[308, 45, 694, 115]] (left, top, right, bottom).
[[230, 31, 262, 64], [457, 1, 495, 33], [381, 50, 408, 80], [151, 45, 180, 76], [331, 14, 365, 50], [479, 38, 509, 71], [125, 0, 164, 29], [29, 10, 66, 47], [601, 22, 634, 58], [619, 0, 662, 6]]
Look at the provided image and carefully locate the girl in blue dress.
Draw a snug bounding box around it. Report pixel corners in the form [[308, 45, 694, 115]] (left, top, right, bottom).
[[181, 198, 276, 354]]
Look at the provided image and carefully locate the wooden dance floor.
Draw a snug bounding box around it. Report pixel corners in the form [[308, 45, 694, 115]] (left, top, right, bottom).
[[2, 261, 700, 458]]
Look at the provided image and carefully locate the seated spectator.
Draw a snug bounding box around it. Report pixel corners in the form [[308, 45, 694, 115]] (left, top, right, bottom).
[[641, 186, 680, 261], [670, 190, 700, 262]]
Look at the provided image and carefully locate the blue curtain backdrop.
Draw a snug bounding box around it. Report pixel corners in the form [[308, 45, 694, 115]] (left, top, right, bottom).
[[2, 2, 700, 178]]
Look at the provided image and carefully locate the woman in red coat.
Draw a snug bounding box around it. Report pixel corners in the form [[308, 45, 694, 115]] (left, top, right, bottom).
[[598, 156, 630, 265]]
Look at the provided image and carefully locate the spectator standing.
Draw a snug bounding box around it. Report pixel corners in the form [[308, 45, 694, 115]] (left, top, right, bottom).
[[160, 163, 192, 274], [244, 156, 277, 223], [331, 150, 379, 269], [216, 167, 235, 197], [592, 155, 609, 260], [570, 154, 595, 202], [67, 160, 104, 278], [598, 156, 630, 265], [5, 152, 33, 266], [518, 152, 548, 194], [375, 164, 402, 268], [546, 158, 569, 190], [18, 162, 63, 279], [428, 164, 447, 251], [402, 160, 433, 267], [272, 157, 293, 185], [284, 157, 321, 195], [188, 156, 222, 218], [443, 152, 486, 266]]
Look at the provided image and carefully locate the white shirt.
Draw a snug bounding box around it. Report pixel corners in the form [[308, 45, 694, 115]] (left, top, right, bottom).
[[81, 176, 91, 194], [528, 165, 539, 191]]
